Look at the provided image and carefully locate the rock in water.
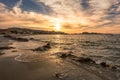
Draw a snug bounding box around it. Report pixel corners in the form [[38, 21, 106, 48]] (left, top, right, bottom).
[[100, 62, 109, 67], [0, 51, 5, 55], [4, 35, 29, 42], [77, 57, 95, 64], [0, 46, 14, 50], [33, 43, 51, 51]]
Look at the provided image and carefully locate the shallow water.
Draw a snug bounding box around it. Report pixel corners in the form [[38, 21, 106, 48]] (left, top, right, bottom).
[[21, 34, 120, 65], [0, 34, 120, 80], [1, 34, 120, 67]]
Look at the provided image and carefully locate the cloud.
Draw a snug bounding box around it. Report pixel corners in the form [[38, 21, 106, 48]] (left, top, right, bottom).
[[62, 22, 88, 30], [0, 0, 120, 33], [0, 0, 53, 14], [15, 0, 22, 8], [34, 0, 119, 24], [0, 1, 53, 30]]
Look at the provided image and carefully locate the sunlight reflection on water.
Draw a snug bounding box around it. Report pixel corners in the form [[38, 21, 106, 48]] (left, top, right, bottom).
[[4, 34, 119, 65]]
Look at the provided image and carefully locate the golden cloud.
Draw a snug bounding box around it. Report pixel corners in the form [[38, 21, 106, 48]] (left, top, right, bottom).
[[0, 0, 120, 33]]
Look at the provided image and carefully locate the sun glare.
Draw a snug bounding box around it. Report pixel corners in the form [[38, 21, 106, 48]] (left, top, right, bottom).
[[55, 23, 61, 31]]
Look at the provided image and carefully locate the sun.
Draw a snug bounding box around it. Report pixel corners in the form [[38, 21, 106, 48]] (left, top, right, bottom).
[[55, 23, 61, 31]]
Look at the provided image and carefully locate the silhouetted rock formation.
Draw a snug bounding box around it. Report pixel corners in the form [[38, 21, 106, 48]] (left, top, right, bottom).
[[0, 27, 67, 35], [82, 32, 98, 34]]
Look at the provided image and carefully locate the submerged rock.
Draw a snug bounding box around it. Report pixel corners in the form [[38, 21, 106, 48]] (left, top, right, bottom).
[[111, 66, 117, 70], [55, 73, 67, 79], [12, 50, 17, 52], [57, 52, 95, 64], [100, 62, 109, 68], [77, 57, 95, 64], [29, 38, 40, 41], [15, 37, 29, 42], [43, 43, 51, 48], [99, 62, 118, 70], [4, 35, 29, 42], [33, 43, 51, 51], [0, 51, 5, 55], [56, 51, 74, 59], [60, 53, 73, 58], [57, 51, 118, 71], [29, 38, 34, 40], [0, 46, 14, 50]]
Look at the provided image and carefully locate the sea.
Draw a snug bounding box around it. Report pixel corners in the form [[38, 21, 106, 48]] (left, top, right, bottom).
[[22, 34, 120, 66]]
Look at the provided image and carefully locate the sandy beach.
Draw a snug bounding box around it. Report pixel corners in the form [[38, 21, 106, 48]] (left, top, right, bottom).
[[0, 34, 120, 80]]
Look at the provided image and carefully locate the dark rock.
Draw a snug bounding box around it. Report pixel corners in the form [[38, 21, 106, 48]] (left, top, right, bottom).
[[111, 66, 117, 70], [55, 73, 66, 79], [29, 38, 40, 41], [3, 35, 12, 38], [15, 37, 29, 42], [0, 46, 14, 50], [4, 35, 29, 42], [0, 52, 5, 55], [58, 52, 96, 64], [33, 43, 51, 51], [34, 47, 45, 51], [100, 62, 109, 67], [60, 53, 68, 58], [58, 51, 74, 59], [30, 38, 34, 40], [43, 43, 51, 48], [77, 57, 95, 64], [55, 73, 62, 78], [12, 50, 17, 52]]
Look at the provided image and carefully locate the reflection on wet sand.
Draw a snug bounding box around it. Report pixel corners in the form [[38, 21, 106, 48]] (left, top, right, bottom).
[[0, 34, 120, 80]]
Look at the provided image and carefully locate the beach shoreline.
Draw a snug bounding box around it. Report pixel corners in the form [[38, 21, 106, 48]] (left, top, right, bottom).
[[0, 34, 120, 80]]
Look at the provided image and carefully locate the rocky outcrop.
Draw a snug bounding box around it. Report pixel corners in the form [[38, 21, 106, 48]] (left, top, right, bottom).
[[57, 52, 118, 70], [33, 43, 51, 51], [4, 35, 29, 42]]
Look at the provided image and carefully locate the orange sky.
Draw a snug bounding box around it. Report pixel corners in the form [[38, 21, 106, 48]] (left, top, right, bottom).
[[0, 0, 120, 34]]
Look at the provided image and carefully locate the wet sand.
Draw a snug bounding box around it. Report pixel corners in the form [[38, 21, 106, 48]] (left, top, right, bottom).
[[0, 34, 120, 80]]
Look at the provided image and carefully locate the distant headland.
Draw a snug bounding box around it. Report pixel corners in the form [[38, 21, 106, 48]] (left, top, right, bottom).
[[0, 27, 67, 35], [0, 27, 118, 35]]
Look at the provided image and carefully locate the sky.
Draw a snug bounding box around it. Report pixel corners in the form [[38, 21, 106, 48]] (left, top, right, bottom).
[[0, 0, 120, 33]]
